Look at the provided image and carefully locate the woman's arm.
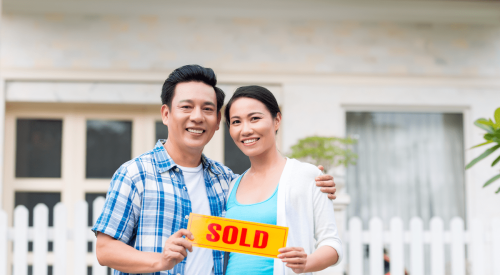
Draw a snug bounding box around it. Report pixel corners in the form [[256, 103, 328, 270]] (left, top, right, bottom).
[[278, 245, 338, 273]]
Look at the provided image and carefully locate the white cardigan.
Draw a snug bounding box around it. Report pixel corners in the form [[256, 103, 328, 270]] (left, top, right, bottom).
[[227, 158, 343, 275]]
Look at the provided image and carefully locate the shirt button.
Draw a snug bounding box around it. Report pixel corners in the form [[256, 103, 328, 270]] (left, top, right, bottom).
[[185, 215, 189, 220], [175, 168, 179, 172], [177, 273, 181, 275]]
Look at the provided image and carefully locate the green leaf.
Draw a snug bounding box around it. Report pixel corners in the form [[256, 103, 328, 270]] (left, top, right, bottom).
[[493, 155, 500, 167], [475, 119, 494, 133], [465, 145, 500, 169], [483, 174, 500, 187], [495, 108, 500, 126], [471, 140, 493, 149], [496, 186, 500, 194]]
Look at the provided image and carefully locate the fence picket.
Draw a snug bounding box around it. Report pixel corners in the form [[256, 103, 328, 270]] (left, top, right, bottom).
[[13, 206, 28, 275], [74, 201, 88, 275], [492, 218, 500, 275], [349, 217, 363, 275], [0, 210, 7, 275], [430, 217, 444, 275], [53, 203, 67, 275], [93, 197, 107, 275], [390, 217, 404, 275], [410, 217, 424, 275], [470, 219, 484, 275], [369, 217, 383, 275], [33, 204, 49, 275], [450, 217, 465, 275]]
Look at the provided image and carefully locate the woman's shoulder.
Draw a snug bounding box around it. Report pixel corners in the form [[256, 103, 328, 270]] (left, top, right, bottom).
[[286, 158, 322, 180]]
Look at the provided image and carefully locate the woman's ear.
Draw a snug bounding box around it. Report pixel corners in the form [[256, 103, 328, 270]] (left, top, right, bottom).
[[274, 112, 282, 132]]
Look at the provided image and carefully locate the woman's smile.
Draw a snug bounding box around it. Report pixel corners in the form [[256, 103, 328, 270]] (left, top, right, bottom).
[[242, 138, 260, 146]]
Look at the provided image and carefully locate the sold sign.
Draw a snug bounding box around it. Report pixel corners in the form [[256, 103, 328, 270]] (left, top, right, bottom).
[[187, 213, 288, 258]]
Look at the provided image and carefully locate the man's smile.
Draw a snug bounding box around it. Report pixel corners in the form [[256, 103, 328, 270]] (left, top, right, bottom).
[[186, 128, 205, 134]]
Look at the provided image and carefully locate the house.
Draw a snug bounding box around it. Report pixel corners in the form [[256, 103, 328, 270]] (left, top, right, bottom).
[[1, 0, 500, 274]]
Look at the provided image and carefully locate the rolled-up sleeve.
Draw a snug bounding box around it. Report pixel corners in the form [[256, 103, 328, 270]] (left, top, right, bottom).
[[91, 165, 141, 244], [312, 170, 344, 266]]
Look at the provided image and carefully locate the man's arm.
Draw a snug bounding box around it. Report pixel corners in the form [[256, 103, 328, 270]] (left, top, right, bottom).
[[315, 165, 337, 200], [96, 230, 194, 273]]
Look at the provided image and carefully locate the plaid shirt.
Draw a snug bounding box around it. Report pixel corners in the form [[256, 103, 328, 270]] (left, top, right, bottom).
[[92, 140, 237, 275]]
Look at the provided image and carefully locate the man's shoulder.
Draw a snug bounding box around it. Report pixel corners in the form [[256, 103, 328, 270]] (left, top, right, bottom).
[[203, 155, 235, 177], [115, 149, 157, 179]]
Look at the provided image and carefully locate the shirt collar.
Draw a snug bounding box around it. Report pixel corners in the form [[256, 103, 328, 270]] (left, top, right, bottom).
[[153, 139, 221, 175]]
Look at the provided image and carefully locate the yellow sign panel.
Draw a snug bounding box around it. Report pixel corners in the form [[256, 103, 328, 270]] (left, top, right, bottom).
[[187, 213, 288, 258]]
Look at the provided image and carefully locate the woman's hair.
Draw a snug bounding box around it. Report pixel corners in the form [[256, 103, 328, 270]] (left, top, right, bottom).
[[224, 85, 281, 128]]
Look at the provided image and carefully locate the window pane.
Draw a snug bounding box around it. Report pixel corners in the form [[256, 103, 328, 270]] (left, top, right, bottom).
[[155, 121, 168, 143], [15, 192, 61, 252], [86, 120, 132, 178], [346, 112, 465, 229], [16, 119, 62, 178], [224, 123, 250, 175]]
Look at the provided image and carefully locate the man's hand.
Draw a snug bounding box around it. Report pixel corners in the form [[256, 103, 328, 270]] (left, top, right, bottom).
[[316, 165, 336, 200], [278, 247, 308, 273], [158, 229, 194, 271]]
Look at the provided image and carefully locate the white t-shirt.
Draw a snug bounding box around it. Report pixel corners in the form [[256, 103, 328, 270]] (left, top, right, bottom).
[[177, 164, 214, 275]]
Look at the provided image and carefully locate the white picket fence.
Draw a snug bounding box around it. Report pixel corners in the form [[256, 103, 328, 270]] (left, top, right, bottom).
[[0, 198, 499, 275], [347, 217, 500, 275]]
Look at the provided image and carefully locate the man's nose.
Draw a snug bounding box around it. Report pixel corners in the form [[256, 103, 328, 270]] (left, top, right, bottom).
[[190, 107, 203, 122]]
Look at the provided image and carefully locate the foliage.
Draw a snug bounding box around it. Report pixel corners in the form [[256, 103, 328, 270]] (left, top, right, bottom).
[[289, 136, 358, 174], [465, 107, 500, 194]]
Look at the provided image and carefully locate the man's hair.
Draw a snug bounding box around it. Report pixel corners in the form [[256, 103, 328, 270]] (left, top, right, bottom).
[[161, 64, 225, 113]]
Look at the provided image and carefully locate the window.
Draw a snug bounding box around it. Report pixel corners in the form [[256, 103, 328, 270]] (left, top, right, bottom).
[[223, 123, 250, 175], [346, 112, 466, 228], [155, 121, 168, 143], [86, 120, 132, 178], [16, 119, 62, 178]]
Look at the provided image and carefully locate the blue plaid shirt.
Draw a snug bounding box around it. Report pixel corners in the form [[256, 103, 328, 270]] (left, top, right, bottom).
[[92, 140, 238, 275]]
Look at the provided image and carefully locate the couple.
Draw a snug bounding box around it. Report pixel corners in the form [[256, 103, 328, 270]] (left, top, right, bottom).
[[92, 64, 342, 275]]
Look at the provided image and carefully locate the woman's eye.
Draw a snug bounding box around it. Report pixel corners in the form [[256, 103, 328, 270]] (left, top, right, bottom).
[[251, 117, 261, 121], [231, 120, 240, 124]]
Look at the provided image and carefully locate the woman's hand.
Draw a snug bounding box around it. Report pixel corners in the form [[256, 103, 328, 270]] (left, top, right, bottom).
[[278, 247, 308, 273]]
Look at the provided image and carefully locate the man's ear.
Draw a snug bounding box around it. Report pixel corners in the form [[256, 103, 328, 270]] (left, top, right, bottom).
[[216, 111, 222, 131], [161, 104, 170, 127]]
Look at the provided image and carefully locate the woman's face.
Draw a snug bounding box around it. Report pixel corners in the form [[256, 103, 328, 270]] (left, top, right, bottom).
[[228, 97, 281, 158]]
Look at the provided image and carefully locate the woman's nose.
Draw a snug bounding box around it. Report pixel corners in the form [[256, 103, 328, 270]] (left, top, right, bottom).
[[241, 121, 254, 135]]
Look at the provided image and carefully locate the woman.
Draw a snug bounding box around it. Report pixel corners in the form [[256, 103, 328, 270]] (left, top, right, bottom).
[[223, 85, 343, 275]]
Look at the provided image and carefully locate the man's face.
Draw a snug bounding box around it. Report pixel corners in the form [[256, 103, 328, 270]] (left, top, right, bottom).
[[161, 81, 221, 153]]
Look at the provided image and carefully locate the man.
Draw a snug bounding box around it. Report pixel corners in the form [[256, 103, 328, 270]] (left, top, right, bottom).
[[93, 65, 337, 275]]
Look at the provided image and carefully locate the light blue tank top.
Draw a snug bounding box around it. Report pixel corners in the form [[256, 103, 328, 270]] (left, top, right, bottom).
[[225, 173, 278, 275]]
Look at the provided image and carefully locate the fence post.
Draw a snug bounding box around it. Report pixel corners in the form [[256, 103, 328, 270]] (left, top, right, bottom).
[[492, 218, 500, 275], [349, 217, 363, 275], [410, 217, 424, 275], [369, 217, 383, 275], [53, 203, 67, 275], [450, 217, 465, 275], [470, 218, 484, 275], [0, 210, 7, 275], [390, 217, 404, 275], [74, 201, 88, 275], [92, 197, 106, 275], [430, 217, 444, 275], [13, 205, 28, 275], [33, 204, 49, 275]]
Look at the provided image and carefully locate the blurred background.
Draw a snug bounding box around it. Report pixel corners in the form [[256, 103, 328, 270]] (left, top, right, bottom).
[[1, 0, 500, 274]]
